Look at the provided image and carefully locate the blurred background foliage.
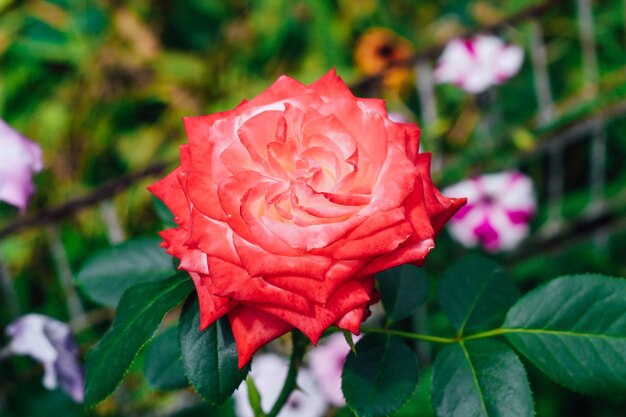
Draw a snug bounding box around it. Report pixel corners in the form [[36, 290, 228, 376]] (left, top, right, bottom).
[[1, 0, 626, 416]]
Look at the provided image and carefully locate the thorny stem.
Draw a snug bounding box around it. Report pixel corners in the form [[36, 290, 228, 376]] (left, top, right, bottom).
[[265, 331, 308, 417]]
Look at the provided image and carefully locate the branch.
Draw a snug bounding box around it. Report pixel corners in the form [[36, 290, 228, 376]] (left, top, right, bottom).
[[508, 191, 626, 263], [0, 161, 170, 240]]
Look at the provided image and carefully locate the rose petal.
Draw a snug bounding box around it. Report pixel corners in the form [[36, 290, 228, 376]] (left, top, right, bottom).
[[189, 272, 235, 329], [256, 278, 374, 344], [206, 256, 311, 314], [229, 306, 294, 368]]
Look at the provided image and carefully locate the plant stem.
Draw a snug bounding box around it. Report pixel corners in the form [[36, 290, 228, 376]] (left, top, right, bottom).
[[361, 327, 456, 344], [361, 327, 515, 344], [265, 331, 308, 417], [463, 328, 508, 341]]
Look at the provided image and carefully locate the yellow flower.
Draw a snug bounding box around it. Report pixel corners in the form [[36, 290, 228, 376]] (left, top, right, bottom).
[[354, 28, 415, 91]]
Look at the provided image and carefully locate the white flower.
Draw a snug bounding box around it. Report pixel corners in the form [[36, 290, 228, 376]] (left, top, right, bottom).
[[0, 119, 43, 212], [307, 332, 356, 407], [234, 353, 327, 417], [5, 314, 84, 402], [443, 171, 536, 252], [434, 35, 524, 94]]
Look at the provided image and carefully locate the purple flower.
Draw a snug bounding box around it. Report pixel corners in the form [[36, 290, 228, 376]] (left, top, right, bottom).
[[307, 332, 357, 407], [5, 314, 84, 402], [0, 119, 43, 212], [443, 171, 536, 252], [234, 353, 327, 417], [434, 35, 524, 94]]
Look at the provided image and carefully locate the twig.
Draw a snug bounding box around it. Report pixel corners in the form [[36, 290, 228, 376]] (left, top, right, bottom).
[[0, 161, 170, 240], [508, 191, 626, 263]]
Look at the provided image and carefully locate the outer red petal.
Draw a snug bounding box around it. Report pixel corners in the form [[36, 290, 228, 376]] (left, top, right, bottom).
[[264, 259, 367, 304], [190, 272, 235, 330], [256, 277, 375, 344], [206, 257, 311, 314], [415, 153, 467, 234], [229, 306, 293, 368], [334, 307, 366, 334]]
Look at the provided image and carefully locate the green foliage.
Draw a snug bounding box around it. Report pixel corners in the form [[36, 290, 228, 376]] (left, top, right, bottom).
[[179, 296, 250, 406], [439, 254, 519, 334], [152, 196, 177, 228], [377, 264, 430, 323], [76, 237, 176, 307], [168, 401, 236, 417], [143, 326, 189, 391], [342, 334, 419, 417], [3, 0, 626, 416], [84, 274, 194, 407], [432, 340, 534, 417], [504, 274, 626, 395]]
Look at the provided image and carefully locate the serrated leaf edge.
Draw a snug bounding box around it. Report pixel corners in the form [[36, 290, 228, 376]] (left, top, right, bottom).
[[84, 276, 192, 407]]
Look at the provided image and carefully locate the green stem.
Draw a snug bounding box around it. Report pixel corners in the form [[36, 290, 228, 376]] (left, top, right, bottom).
[[265, 331, 308, 417], [463, 328, 508, 341], [361, 327, 456, 344], [362, 327, 515, 344]]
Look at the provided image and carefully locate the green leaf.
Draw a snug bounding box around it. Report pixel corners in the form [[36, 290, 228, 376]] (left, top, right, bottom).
[[152, 196, 177, 228], [143, 326, 189, 391], [392, 368, 435, 417], [84, 274, 194, 407], [342, 334, 419, 417], [377, 264, 429, 323], [438, 254, 519, 335], [179, 296, 249, 406], [76, 237, 175, 307], [246, 376, 264, 417], [503, 274, 626, 395], [343, 329, 357, 355], [431, 340, 534, 417]]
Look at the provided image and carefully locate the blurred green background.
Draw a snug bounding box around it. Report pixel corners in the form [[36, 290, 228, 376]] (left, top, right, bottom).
[[1, 0, 626, 416]]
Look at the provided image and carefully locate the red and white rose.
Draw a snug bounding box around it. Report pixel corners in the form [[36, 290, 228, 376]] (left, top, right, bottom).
[[150, 70, 463, 366]]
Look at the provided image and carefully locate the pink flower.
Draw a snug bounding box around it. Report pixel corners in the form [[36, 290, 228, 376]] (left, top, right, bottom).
[[434, 35, 524, 94], [0, 120, 43, 212], [443, 171, 536, 252], [5, 314, 84, 402], [233, 353, 327, 417], [307, 332, 357, 407]]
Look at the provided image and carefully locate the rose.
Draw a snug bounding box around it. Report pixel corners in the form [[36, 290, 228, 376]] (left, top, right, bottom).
[[0, 119, 43, 212], [149, 69, 464, 366], [434, 35, 524, 94], [443, 171, 536, 252]]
